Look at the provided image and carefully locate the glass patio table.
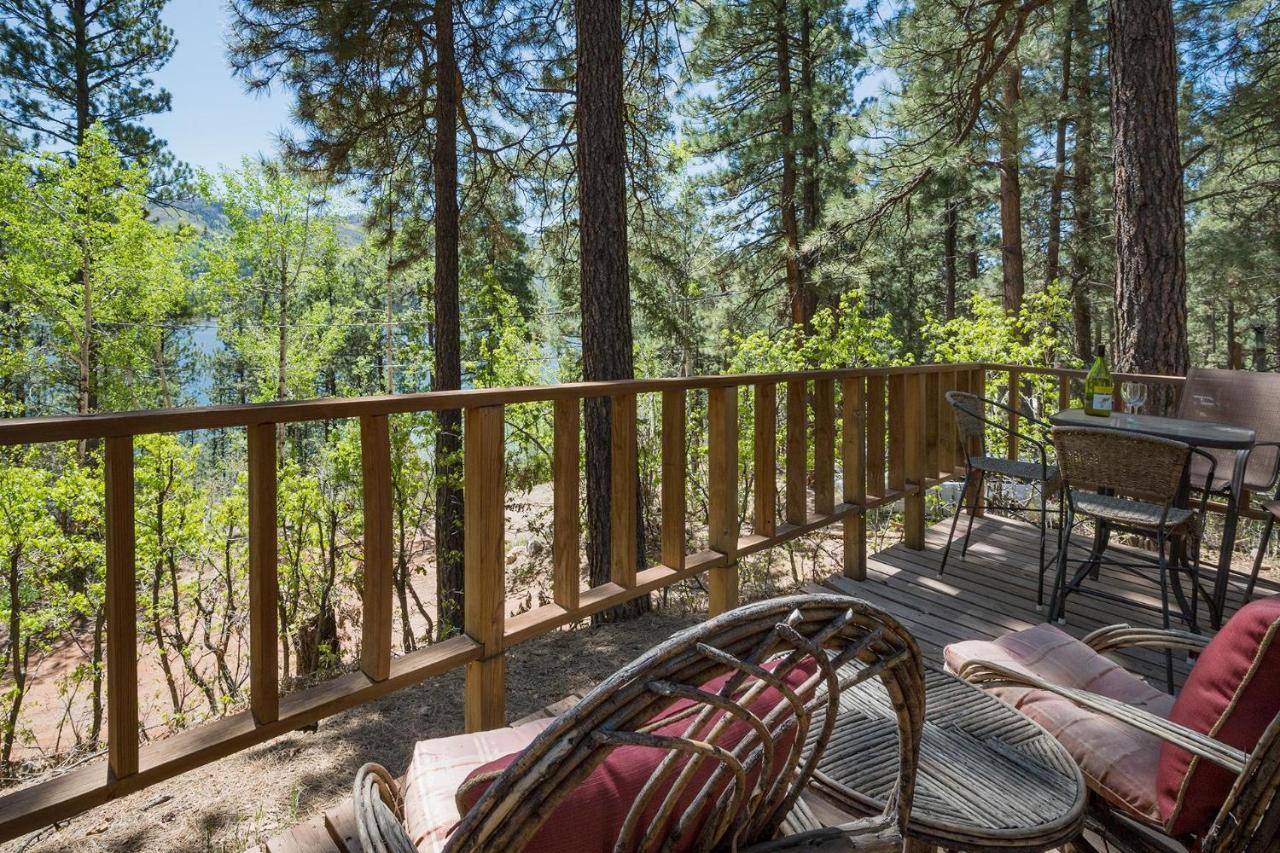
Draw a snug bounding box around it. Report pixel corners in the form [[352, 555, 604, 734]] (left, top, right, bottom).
[[1049, 408, 1256, 627]]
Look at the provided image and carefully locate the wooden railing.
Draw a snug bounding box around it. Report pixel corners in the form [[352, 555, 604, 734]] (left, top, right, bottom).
[[0, 362, 1184, 839]]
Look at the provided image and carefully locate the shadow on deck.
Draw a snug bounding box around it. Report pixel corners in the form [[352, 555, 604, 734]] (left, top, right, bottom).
[[808, 513, 1279, 686]]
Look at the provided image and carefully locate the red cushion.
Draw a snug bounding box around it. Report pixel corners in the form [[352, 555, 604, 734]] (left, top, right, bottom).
[[1158, 596, 1280, 837], [454, 657, 818, 852]]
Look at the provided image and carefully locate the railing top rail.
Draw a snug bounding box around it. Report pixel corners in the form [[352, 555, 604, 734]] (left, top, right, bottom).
[[0, 363, 976, 446], [988, 363, 1187, 385]]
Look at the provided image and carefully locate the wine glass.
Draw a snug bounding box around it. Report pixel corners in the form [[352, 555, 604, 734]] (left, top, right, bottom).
[[1122, 381, 1147, 416]]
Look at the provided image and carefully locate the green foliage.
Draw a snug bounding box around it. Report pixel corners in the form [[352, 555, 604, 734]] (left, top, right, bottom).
[[922, 284, 1074, 368]]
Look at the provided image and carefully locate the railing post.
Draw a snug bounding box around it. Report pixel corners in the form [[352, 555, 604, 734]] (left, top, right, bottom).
[[104, 436, 138, 781], [464, 405, 506, 732], [785, 380, 807, 525], [708, 386, 739, 615], [661, 390, 686, 571], [359, 415, 393, 681], [610, 393, 638, 588], [247, 422, 279, 725], [753, 382, 777, 536], [925, 372, 940, 478], [903, 372, 927, 550], [866, 375, 886, 499], [813, 378, 835, 514], [971, 368, 987, 516], [552, 399, 580, 610], [842, 377, 867, 580]]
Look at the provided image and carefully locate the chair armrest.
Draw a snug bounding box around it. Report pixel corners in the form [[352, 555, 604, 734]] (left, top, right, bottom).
[[1082, 624, 1211, 656], [743, 814, 902, 851], [954, 660, 1248, 775]]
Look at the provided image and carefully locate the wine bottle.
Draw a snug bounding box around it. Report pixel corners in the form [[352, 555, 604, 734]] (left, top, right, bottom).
[[1083, 345, 1113, 417]]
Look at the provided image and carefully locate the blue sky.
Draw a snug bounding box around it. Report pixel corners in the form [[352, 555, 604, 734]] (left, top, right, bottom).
[[150, 0, 295, 173]]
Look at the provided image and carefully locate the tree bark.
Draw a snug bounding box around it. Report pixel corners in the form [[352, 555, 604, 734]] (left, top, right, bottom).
[[775, 0, 809, 330], [797, 0, 821, 316], [1069, 0, 1095, 364], [998, 62, 1025, 313], [943, 201, 958, 320], [433, 0, 465, 638], [577, 0, 647, 622], [1045, 12, 1074, 291], [1110, 0, 1188, 402]]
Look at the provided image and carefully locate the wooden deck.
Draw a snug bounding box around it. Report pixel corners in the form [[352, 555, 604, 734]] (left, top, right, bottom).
[[260, 512, 1275, 852], [809, 513, 1278, 685]]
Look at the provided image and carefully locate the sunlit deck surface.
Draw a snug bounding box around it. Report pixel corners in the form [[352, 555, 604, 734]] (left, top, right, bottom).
[[263, 514, 1275, 852]]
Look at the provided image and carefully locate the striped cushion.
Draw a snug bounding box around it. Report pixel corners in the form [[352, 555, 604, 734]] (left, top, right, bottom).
[[400, 718, 555, 852], [946, 623, 1173, 823]]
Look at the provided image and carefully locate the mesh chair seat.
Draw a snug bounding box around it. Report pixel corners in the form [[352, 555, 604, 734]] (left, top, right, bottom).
[[971, 455, 1059, 483], [1071, 491, 1196, 533]]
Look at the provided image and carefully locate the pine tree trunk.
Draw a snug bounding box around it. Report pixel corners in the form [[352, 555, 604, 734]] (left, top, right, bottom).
[[433, 0, 465, 638], [1045, 13, 1074, 291], [71, 0, 90, 145], [578, 0, 647, 623], [797, 2, 821, 316], [1069, 0, 1095, 364], [998, 63, 1025, 313], [943, 202, 958, 320], [1110, 0, 1187, 402], [775, 0, 808, 330]]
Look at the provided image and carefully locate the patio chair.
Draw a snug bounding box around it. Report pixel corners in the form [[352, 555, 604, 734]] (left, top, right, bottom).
[[944, 595, 1280, 853], [351, 594, 925, 852], [941, 390, 1061, 607], [1178, 367, 1280, 598], [1049, 427, 1216, 688]]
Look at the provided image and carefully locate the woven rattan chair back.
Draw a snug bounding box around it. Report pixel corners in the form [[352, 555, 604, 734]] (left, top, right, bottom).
[[1178, 367, 1280, 492], [945, 391, 987, 457], [1052, 426, 1190, 505], [445, 594, 925, 853]]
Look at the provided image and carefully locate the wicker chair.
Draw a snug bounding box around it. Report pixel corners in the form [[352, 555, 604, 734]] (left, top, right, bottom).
[[941, 390, 1061, 607], [1049, 427, 1216, 690], [951, 623, 1280, 853], [352, 594, 925, 852]]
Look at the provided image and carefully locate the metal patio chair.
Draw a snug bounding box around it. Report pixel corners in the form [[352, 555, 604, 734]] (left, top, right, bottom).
[[941, 390, 1061, 607], [1048, 426, 1216, 690]]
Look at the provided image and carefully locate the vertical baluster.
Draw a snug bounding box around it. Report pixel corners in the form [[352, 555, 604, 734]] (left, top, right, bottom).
[[971, 368, 987, 516], [813, 378, 835, 514], [1058, 372, 1072, 411], [553, 399, 580, 610], [247, 422, 279, 725], [925, 372, 940, 479], [939, 371, 957, 477], [360, 415, 393, 681], [1007, 368, 1021, 460], [866, 375, 886, 498], [887, 374, 905, 493], [707, 386, 739, 614], [785, 380, 807, 524], [464, 405, 506, 732], [610, 393, 637, 588], [104, 436, 138, 780], [903, 373, 927, 549], [661, 390, 686, 571], [952, 371, 970, 471], [753, 382, 777, 536], [842, 377, 867, 580]]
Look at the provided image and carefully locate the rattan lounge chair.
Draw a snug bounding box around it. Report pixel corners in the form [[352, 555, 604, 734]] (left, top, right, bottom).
[[946, 598, 1280, 853], [351, 594, 925, 852], [1049, 426, 1216, 689], [941, 390, 1061, 607]]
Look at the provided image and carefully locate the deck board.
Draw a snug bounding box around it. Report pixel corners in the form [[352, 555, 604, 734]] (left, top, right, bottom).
[[818, 514, 1279, 686]]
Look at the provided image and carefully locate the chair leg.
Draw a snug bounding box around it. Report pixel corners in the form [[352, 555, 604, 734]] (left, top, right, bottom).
[[1157, 531, 1175, 694], [960, 472, 983, 559], [1049, 504, 1074, 623], [1247, 515, 1274, 604], [939, 469, 972, 577], [1036, 483, 1048, 609]]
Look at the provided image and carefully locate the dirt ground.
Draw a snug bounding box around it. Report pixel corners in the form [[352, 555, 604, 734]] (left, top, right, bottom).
[[3, 608, 704, 853]]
